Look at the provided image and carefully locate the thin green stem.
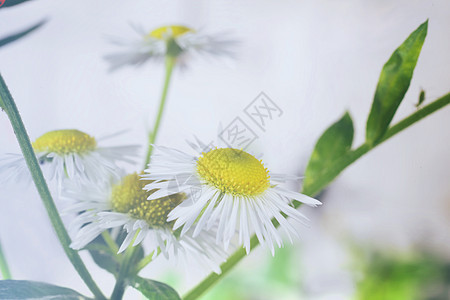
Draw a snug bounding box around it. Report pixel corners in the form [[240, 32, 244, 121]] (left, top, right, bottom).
[[0, 74, 106, 300], [183, 236, 259, 300], [134, 248, 160, 274], [101, 231, 119, 254], [110, 233, 140, 300], [143, 56, 177, 169], [0, 239, 12, 279], [302, 92, 450, 197], [183, 92, 450, 300]]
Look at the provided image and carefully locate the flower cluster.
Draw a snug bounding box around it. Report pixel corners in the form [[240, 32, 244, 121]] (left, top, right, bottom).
[[0, 24, 321, 275], [64, 172, 226, 273], [1, 130, 321, 273]]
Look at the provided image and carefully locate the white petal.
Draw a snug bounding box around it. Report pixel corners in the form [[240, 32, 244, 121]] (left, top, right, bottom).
[[273, 186, 322, 206]]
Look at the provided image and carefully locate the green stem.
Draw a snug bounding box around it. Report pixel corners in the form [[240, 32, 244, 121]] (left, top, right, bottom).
[[101, 231, 119, 254], [134, 248, 160, 274], [183, 92, 450, 300], [183, 236, 259, 300], [0, 239, 12, 279], [302, 92, 450, 197], [0, 74, 106, 300], [143, 56, 177, 169], [110, 234, 140, 300]]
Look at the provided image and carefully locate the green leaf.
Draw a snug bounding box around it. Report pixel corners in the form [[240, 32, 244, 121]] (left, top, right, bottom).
[[0, 19, 47, 48], [415, 89, 425, 108], [0, 280, 90, 299], [131, 276, 181, 300], [303, 112, 354, 195], [85, 236, 121, 277], [0, 0, 33, 8], [366, 20, 428, 145], [86, 231, 144, 277]]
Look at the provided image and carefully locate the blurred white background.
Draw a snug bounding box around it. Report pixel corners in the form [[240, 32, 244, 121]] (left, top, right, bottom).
[[0, 0, 449, 299]]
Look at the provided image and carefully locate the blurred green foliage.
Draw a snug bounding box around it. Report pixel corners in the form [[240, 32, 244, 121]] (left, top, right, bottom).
[[354, 251, 450, 300], [199, 245, 303, 300], [0, 0, 46, 49], [0, 19, 47, 48]]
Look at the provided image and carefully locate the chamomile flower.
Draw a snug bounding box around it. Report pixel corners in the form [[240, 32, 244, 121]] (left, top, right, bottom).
[[142, 144, 322, 255], [64, 173, 226, 273], [0, 129, 138, 185], [104, 24, 236, 70]]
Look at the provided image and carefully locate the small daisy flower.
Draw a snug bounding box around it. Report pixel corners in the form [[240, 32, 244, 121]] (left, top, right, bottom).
[[104, 24, 236, 71], [143, 145, 322, 255], [0, 129, 138, 185], [64, 173, 225, 273]]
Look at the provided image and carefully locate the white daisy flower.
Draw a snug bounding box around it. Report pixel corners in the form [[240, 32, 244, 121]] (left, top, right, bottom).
[[104, 24, 236, 71], [0, 129, 138, 185], [142, 144, 322, 255], [64, 173, 226, 273]]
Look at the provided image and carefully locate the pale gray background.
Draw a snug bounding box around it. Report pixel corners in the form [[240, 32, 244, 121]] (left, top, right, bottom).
[[0, 0, 449, 299]]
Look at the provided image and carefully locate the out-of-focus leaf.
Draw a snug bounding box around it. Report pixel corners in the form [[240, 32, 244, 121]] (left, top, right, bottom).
[[266, 244, 296, 286], [0, 280, 90, 299], [114, 229, 144, 264], [366, 20, 428, 145], [0, 19, 47, 48], [1, 0, 33, 8], [85, 235, 121, 276], [354, 251, 448, 300], [85, 230, 144, 277], [131, 276, 181, 300], [303, 112, 354, 195]]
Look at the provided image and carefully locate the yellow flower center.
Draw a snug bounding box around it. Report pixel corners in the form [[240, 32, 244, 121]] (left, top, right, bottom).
[[196, 148, 270, 197], [32, 129, 97, 155], [111, 173, 184, 228], [149, 25, 194, 40]]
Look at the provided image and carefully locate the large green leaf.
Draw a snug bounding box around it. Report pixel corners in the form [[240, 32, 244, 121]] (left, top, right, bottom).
[[0, 280, 90, 299], [303, 112, 354, 195], [366, 20, 428, 145], [0, 19, 47, 48], [131, 276, 181, 300]]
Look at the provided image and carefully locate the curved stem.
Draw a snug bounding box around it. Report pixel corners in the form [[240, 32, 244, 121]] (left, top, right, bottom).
[[0, 74, 106, 300], [0, 239, 12, 279], [143, 56, 177, 169], [183, 92, 450, 300]]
